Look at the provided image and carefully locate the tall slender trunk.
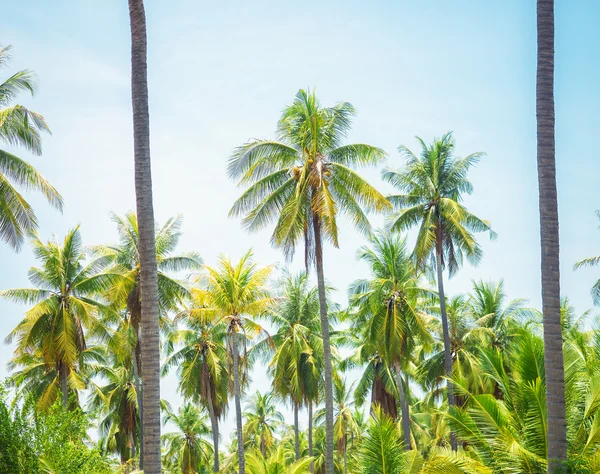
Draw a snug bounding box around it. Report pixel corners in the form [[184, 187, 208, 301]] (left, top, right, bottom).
[[130, 430, 137, 461], [536, 0, 566, 470], [133, 346, 143, 468], [435, 229, 456, 451], [128, 0, 161, 472], [394, 361, 411, 450], [343, 439, 347, 474], [294, 401, 300, 461], [206, 385, 220, 472], [308, 400, 314, 474], [231, 330, 245, 474], [313, 214, 334, 474], [60, 362, 68, 408]]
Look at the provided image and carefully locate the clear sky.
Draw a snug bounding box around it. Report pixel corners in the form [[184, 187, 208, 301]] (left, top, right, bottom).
[[2, 0, 600, 443]]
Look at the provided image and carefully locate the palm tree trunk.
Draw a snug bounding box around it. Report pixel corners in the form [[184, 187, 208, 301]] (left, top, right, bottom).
[[435, 229, 457, 451], [206, 386, 220, 472], [308, 400, 314, 474], [231, 330, 245, 474], [130, 430, 137, 461], [312, 214, 335, 474], [536, 0, 566, 470], [394, 361, 411, 450], [128, 0, 161, 472], [294, 401, 300, 461], [60, 362, 68, 408], [133, 347, 143, 468]]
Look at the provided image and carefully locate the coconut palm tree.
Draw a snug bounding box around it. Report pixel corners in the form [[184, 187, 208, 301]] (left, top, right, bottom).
[[163, 299, 229, 473], [229, 89, 390, 474], [243, 391, 284, 457], [162, 403, 212, 474], [574, 211, 600, 306], [193, 251, 274, 474], [127, 0, 161, 470], [0, 45, 63, 250], [2, 227, 118, 408], [348, 231, 432, 450], [383, 132, 495, 450], [535, 1, 566, 469]]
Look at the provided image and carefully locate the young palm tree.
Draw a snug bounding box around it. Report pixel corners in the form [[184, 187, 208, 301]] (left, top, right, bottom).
[[194, 251, 274, 474], [535, 0, 566, 469], [162, 403, 212, 474], [243, 391, 284, 457], [383, 132, 495, 450], [163, 300, 229, 473], [229, 89, 389, 473], [574, 211, 600, 306], [0, 45, 63, 250], [127, 0, 161, 471], [2, 227, 117, 408], [349, 231, 432, 450]]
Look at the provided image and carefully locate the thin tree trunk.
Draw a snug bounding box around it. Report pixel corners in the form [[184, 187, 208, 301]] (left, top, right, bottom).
[[130, 430, 136, 461], [294, 401, 300, 461], [308, 400, 314, 474], [395, 361, 411, 450], [133, 347, 143, 468], [313, 214, 334, 474], [206, 385, 220, 472], [231, 330, 245, 474], [536, 0, 566, 470], [435, 232, 456, 451], [60, 362, 68, 408], [343, 440, 347, 474], [128, 0, 161, 472]]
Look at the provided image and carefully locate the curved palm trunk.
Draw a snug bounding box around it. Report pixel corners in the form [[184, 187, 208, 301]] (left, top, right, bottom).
[[536, 0, 566, 470], [435, 231, 457, 451], [394, 361, 411, 450], [294, 401, 300, 461], [128, 0, 161, 472], [308, 400, 314, 474], [206, 385, 220, 472], [313, 215, 335, 474], [231, 330, 245, 474], [60, 362, 68, 408]]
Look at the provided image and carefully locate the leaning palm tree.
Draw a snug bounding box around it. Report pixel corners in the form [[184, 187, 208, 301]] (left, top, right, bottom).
[[2, 227, 117, 408], [193, 251, 274, 474], [0, 45, 63, 250], [127, 0, 161, 471], [383, 132, 495, 450], [535, 0, 566, 469], [229, 89, 389, 473], [574, 211, 600, 306], [243, 391, 284, 457], [162, 403, 212, 474]]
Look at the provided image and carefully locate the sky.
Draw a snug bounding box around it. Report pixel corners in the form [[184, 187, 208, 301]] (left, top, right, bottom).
[[2, 0, 600, 444]]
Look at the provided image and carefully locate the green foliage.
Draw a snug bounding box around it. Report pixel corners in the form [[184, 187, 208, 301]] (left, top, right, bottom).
[[0, 388, 38, 474]]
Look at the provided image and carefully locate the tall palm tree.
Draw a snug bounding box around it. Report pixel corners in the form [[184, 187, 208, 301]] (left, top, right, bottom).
[[384, 133, 495, 450], [0, 45, 63, 250], [574, 211, 600, 306], [243, 391, 284, 457], [267, 271, 323, 462], [349, 231, 432, 450], [535, 0, 566, 469], [128, 0, 161, 470], [2, 227, 117, 408], [229, 89, 389, 473], [163, 299, 229, 473], [162, 403, 212, 474], [194, 251, 274, 474]]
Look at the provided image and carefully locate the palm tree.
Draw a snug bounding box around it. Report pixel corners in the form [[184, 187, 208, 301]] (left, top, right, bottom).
[[163, 298, 229, 473], [574, 211, 600, 306], [535, 0, 566, 469], [128, 0, 163, 468], [229, 89, 389, 473], [0, 45, 63, 250], [194, 251, 274, 474], [267, 271, 323, 462], [243, 391, 284, 457], [384, 132, 495, 450], [349, 231, 432, 450], [162, 403, 212, 474], [2, 227, 117, 408]]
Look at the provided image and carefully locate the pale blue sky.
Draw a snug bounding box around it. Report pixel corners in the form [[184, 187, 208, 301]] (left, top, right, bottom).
[[2, 0, 600, 442]]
